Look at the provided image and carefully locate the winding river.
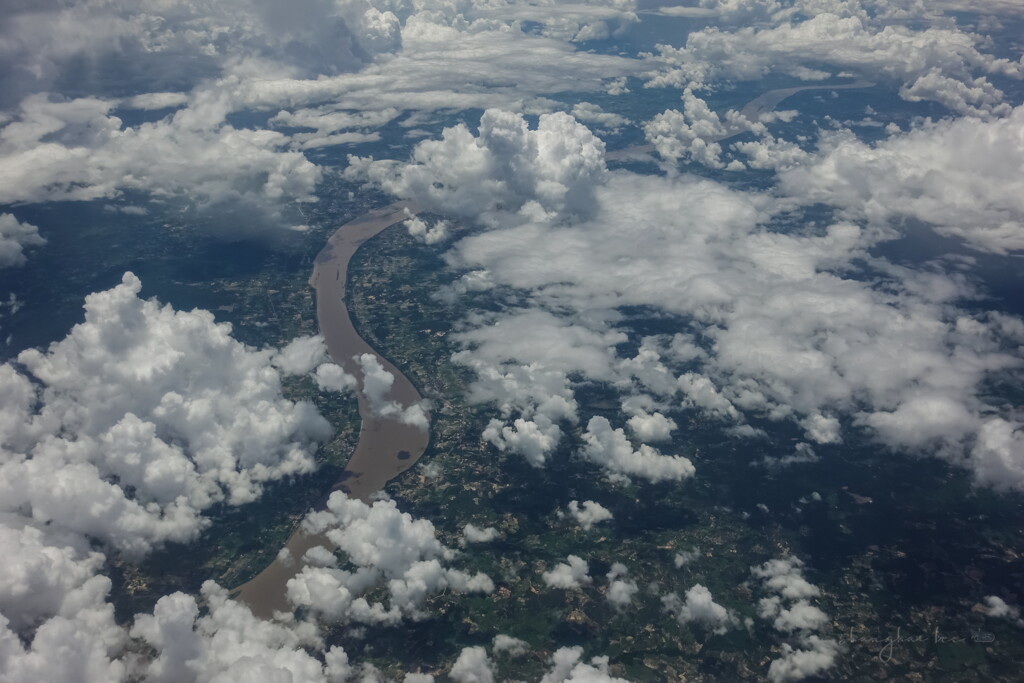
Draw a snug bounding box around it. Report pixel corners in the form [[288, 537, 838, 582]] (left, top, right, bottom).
[[234, 79, 873, 619], [235, 200, 428, 618]]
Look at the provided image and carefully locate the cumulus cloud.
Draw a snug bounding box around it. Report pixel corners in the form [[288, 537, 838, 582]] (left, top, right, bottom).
[[0, 0, 402, 107], [272, 335, 330, 375], [417, 133, 1024, 489], [751, 557, 841, 681], [405, 216, 451, 245], [132, 581, 341, 683], [645, 12, 1021, 115], [563, 500, 614, 531], [0, 92, 322, 239], [581, 417, 696, 483], [483, 416, 563, 467], [780, 105, 1024, 254], [751, 557, 821, 601], [1, 272, 331, 556], [356, 109, 1024, 488], [605, 563, 639, 609], [757, 443, 820, 469], [313, 363, 358, 394], [449, 646, 495, 683], [492, 634, 529, 656], [983, 595, 1023, 625], [355, 353, 429, 429], [287, 492, 493, 623], [674, 547, 701, 568], [539, 646, 629, 683], [0, 213, 45, 268], [625, 410, 676, 443], [663, 584, 736, 634], [460, 523, 500, 545], [542, 555, 592, 589], [768, 635, 843, 683], [0, 276, 387, 683], [347, 108, 607, 221], [571, 102, 631, 132], [644, 88, 754, 168]]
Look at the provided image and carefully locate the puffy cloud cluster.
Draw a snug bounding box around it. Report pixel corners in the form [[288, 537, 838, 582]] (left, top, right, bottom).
[[287, 492, 494, 623], [0, 0, 403, 106], [131, 582, 348, 683], [605, 563, 639, 609], [1, 273, 331, 556], [751, 557, 841, 682], [645, 11, 1022, 115], [662, 584, 736, 635], [539, 646, 629, 683], [468, 0, 639, 43], [780, 104, 1024, 254], [563, 500, 613, 531], [346, 109, 606, 221], [460, 523, 500, 545], [581, 417, 696, 483], [542, 555, 592, 589], [410, 117, 1024, 488], [643, 88, 754, 168], [405, 216, 451, 245], [983, 595, 1023, 626], [0, 93, 321, 238], [273, 334, 357, 393], [0, 213, 45, 268], [355, 353, 429, 429], [0, 277, 389, 683], [449, 646, 495, 683]]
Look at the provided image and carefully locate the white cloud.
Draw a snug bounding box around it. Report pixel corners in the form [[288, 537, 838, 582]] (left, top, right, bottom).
[[663, 584, 736, 634], [542, 555, 592, 589], [674, 547, 701, 568], [767, 635, 843, 683], [780, 105, 1024, 254], [0, 0, 403, 107], [460, 524, 500, 545], [539, 646, 629, 683], [132, 581, 341, 683], [751, 557, 821, 601], [405, 216, 450, 245], [449, 646, 494, 683], [757, 443, 820, 469], [643, 88, 756, 168], [355, 353, 430, 429], [361, 108, 1024, 489], [645, 12, 1021, 115], [483, 416, 563, 468], [983, 595, 1023, 625], [313, 363, 358, 393], [571, 102, 631, 132], [0, 213, 45, 268], [492, 634, 529, 656], [626, 411, 677, 443], [0, 93, 322, 238], [287, 492, 493, 623], [605, 563, 639, 609], [1, 273, 330, 557], [273, 335, 330, 375], [347, 108, 607, 221], [581, 417, 696, 483], [752, 556, 841, 681], [563, 500, 614, 531]]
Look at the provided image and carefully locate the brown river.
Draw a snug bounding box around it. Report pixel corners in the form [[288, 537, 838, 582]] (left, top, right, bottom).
[[235, 200, 428, 618]]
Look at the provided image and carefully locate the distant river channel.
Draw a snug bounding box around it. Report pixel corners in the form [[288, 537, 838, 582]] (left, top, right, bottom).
[[235, 79, 873, 618], [235, 201, 428, 618]]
